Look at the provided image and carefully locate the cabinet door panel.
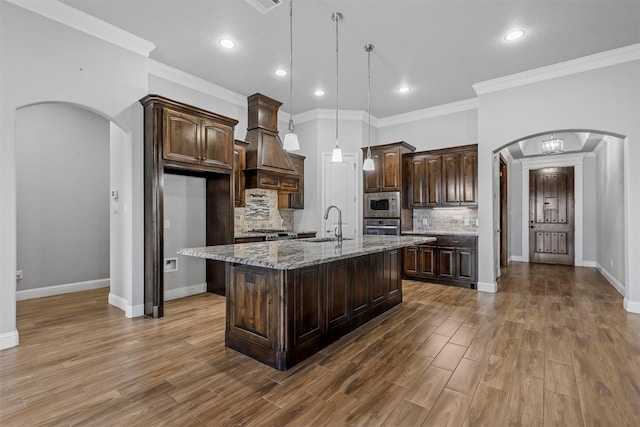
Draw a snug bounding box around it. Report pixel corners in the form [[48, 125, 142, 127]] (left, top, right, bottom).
[[233, 143, 246, 207], [370, 252, 386, 306], [326, 261, 350, 330], [364, 153, 381, 192], [456, 249, 476, 282], [442, 153, 459, 206], [163, 109, 200, 164], [425, 156, 442, 206], [386, 250, 401, 298], [459, 150, 477, 205], [293, 266, 323, 346], [404, 247, 420, 275], [381, 149, 401, 191], [201, 119, 233, 170], [410, 158, 426, 208], [438, 249, 455, 279], [228, 266, 276, 348], [350, 256, 369, 316], [419, 246, 437, 277]]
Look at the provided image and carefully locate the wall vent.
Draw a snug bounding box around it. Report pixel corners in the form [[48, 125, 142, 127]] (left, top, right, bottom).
[[245, 0, 283, 14]]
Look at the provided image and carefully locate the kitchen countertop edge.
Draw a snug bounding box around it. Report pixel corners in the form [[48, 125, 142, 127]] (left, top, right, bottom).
[[402, 230, 479, 237]]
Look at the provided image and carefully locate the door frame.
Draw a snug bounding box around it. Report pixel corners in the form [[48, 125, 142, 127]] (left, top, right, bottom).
[[499, 155, 508, 267], [520, 153, 587, 266]]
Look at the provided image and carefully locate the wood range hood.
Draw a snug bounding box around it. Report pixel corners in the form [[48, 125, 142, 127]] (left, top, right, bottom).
[[243, 93, 302, 193]]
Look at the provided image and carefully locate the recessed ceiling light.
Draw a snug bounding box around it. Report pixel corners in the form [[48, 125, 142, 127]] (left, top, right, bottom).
[[314, 89, 325, 96], [504, 29, 525, 41], [398, 86, 411, 94], [218, 38, 236, 49], [275, 68, 288, 77]]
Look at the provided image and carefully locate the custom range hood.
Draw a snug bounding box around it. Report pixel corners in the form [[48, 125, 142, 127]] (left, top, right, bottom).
[[244, 93, 301, 191]]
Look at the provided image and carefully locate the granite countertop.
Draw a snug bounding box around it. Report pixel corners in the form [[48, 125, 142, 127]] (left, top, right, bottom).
[[402, 230, 479, 237], [179, 235, 435, 270]]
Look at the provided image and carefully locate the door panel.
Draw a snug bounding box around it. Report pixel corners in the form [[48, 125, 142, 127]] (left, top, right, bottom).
[[425, 156, 442, 206], [323, 153, 358, 236], [201, 119, 232, 170], [529, 167, 574, 265], [163, 109, 200, 164]]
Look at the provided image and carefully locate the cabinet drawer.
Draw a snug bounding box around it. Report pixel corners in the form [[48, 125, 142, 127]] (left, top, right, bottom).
[[280, 178, 299, 191], [436, 235, 476, 247]]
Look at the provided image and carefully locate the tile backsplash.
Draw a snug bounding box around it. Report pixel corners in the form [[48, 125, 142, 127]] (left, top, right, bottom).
[[412, 207, 478, 232], [234, 188, 293, 233]]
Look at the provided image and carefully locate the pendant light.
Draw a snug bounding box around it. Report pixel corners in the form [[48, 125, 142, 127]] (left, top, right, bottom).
[[362, 44, 375, 171], [282, 0, 300, 151], [331, 12, 343, 163]]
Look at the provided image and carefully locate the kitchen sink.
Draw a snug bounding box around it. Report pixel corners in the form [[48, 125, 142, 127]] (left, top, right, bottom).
[[303, 237, 354, 243]]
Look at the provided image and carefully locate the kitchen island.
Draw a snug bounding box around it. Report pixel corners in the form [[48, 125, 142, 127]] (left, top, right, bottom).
[[179, 235, 434, 370]]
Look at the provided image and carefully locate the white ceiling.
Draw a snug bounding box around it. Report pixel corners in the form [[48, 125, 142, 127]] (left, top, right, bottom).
[[61, 0, 640, 118]]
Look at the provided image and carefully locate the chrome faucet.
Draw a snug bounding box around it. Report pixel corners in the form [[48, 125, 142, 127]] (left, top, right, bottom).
[[324, 205, 343, 241]]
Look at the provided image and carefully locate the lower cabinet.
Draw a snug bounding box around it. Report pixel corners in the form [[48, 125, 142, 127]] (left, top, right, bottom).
[[403, 235, 477, 289], [225, 249, 402, 370]]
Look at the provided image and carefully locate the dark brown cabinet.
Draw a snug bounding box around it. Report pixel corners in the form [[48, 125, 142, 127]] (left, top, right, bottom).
[[162, 108, 234, 173], [363, 142, 415, 193], [225, 249, 403, 370], [407, 145, 477, 208], [403, 235, 477, 288], [140, 95, 238, 315], [233, 140, 248, 207], [277, 153, 305, 209]]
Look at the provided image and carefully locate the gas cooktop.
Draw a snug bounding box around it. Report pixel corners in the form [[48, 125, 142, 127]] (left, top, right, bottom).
[[248, 229, 298, 241]]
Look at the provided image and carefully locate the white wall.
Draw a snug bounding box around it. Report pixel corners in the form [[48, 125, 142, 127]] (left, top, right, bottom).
[[595, 138, 625, 288], [1, 2, 149, 348], [583, 155, 597, 263], [477, 60, 640, 309], [163, 174, 206, 296], [16, 103, 110, 291], [378, 109, 478, 150], [508, 161, 522, 260]]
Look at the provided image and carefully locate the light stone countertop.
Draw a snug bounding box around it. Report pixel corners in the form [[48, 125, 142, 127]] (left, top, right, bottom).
[[402, 230, 479, 237], [235, 230, 318, 239], [179, 235, 435, 270]]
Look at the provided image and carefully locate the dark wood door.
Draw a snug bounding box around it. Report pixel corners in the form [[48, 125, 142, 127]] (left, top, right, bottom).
[[326, 261, 350, 330], [425, 155, 442, 207], [163, 109, 200, 165], [292, 266, 323, 346], [529, 167, 574, 265], [441, 153, 459, 206], [350, 256, 369, 317], [386, 250, 401, 299], [380, 148, 401, 191], [438, 248, 455, 279], [456, 249, 476, 282], [370, 252, 386, 306], [419, 246, 437, 277], [403, 246, 420, 275], [364, 152, 382, 192], [409, 157, 426, 208], [201, 119, 233, 170], [499, 156, 508, 267], [458, 150, 477, 205]]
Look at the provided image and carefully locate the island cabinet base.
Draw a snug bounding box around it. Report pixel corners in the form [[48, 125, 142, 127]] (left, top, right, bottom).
[[225, 249, 402, 370]]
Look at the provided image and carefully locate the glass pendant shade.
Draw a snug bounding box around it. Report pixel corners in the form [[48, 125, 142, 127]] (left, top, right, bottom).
[[542, 134, 564, 154], [283, 118, 299, 151], [332, 145, 343, 162], [363, 157, 375, 171]]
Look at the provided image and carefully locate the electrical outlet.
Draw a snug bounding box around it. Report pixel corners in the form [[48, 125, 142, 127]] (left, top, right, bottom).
[[610, 259, 613, 267], [464, 219, 470, 226], [16, 270, 23, 280], [422, 218, 428, 226], [164, 220, 170, 228], [475, 219, 479, 226]]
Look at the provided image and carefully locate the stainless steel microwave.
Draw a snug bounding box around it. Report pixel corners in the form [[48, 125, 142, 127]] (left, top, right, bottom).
[[364, 192, 400, 218]]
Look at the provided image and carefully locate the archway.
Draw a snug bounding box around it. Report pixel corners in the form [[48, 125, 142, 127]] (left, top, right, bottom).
[[492, 129, 627, 298]]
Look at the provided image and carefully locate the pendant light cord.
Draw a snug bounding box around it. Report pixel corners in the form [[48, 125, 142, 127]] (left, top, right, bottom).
[[288, 0, 294, 132], [335, 13, 339, 144], [367, 46, 371, 149]]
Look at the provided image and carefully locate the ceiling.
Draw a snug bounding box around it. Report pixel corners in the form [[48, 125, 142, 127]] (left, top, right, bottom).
[[61, 0, 640, 118]]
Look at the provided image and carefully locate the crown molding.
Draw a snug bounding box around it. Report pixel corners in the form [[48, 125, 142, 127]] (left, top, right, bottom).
[[473, 43, 640, 96], [147, 60, 247, 108], [294, 109, 377, 125], [519, 152, 587, 169], [377, 98, 478, 128], [7, 0, 155, 57]]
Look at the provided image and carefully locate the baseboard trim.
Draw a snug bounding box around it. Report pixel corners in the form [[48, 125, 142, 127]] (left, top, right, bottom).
[[582, 260, 597, 268], [509, 256, 523, 263], [16, 278, 110, 301], [477, 281, 497, 293], [164, 283, 207, 301], [0, 330, 19, 350], [623, 298, 640, 314], [595, 263, 625, 296], [108, 293, 144, 318]]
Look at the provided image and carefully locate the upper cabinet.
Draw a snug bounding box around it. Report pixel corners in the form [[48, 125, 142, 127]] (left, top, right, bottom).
[[233, 140, 249, 207], [145, 95, 238, 174], [407, 145, 477, 208], [363, 142, 415, 193]]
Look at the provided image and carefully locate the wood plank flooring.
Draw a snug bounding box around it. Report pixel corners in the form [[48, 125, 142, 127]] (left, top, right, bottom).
[[2, 262, 640, 426]]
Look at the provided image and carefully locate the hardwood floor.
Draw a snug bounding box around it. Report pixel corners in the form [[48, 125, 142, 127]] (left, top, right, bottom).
[[2, 262, 640, 426]]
